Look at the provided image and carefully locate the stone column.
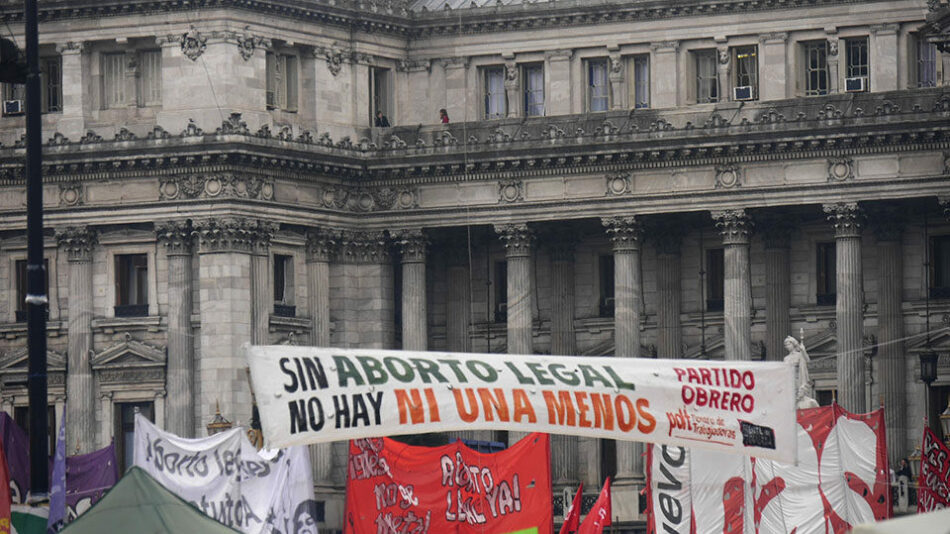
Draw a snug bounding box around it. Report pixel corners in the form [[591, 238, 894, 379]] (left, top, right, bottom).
[[306, 228, 334, 488], [157, 221, 195, 437], [653, 225, 683, 359], [762, 220, 792, 362], [338, 231, 395, 349], [549, 237, 580, 488], [824, 202, 866, 413], [396, 229, 428, 351], [504, 60, 520, 118], [445, 246, 472, 354], [712, 209, 754, 361], [495, 224, 534, 356], [874, 215, 905, 463], [603, 216, 644, 521], [251, 222, 278, 345], [608, 53, 624, 110], [57, 227, 97, 453]]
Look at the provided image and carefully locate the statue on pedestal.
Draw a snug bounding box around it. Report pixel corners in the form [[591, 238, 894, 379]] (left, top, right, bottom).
[[784, 333, 819, 409]]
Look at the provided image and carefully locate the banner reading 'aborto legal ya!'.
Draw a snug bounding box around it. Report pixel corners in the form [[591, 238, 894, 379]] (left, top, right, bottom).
[[245, 346, 797, 462]]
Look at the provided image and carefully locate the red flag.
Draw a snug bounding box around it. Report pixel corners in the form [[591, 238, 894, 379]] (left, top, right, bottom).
[[918, 425, 950, 512], [559, 483, 583, 534], [0, 441, 11, 534], [578, 477, 611, 534]]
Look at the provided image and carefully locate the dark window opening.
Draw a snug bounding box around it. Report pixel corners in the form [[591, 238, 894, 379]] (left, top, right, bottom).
[[115, 402, 153, 473], [493, 261, 507, 323], [931, 236, 950, 300], [14, 405, 56, 458], [599, 254, 615, 318], [273, 254, 295, 317], [706, 248, 724, 312], [15, 258, 48, 322], [817, 242, 836, 306], [115, 254, 148, 317]]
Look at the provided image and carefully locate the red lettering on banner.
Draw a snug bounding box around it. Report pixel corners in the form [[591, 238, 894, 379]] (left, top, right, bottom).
[[637, 398, 656, 433], [616, 395, 636, 432], [543, 391, 576, 426], [576, 392, 593, 428], [477, 388, 510, 422], [681, 385, 754, 414], [453, 389, 479, 423], [511, 389, 537, 424], [591, 393, 614, 430]]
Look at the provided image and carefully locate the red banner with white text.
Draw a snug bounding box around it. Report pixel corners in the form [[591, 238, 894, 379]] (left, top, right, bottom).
[[646, 404, 890, 534], [345, 433, 552, 534], [918, 425, 950, 512]]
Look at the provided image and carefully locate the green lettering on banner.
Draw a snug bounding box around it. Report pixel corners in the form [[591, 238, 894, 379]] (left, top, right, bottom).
[[503, 528, 539, 534], [334, 355, 365, 387]]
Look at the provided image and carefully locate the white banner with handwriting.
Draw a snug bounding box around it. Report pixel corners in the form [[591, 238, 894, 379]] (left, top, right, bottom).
[[246, 346, 797, 462]]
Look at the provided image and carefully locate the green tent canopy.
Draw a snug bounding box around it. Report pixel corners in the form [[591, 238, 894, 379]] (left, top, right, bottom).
[[60, 466, 241, 534]]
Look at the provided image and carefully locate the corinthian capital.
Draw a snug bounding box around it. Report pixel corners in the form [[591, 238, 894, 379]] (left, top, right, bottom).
[[56, 226, 98, 262], [338, 231, 390, 264], [711, 209, 754, 246], [494, 223, 534, 258], [156, 220, 194, 256], [394, 229, 428, 264], [306, 228, 336, 263], [602, 216, 642, 252], [823, 202, 864, 238]]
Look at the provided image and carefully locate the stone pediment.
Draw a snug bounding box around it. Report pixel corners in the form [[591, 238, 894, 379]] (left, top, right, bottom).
[[681, 335, 765, 361], [0, 346, 66, 372], [906, 327, 950, 353], [800, 328, 837, 359], [91, 333, 165, 370]]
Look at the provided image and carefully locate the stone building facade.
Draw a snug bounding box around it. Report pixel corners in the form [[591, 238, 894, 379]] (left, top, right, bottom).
[[0, 0, 949, 530]]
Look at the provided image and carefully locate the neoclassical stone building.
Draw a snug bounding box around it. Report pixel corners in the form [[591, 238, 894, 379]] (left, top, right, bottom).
[[0, 0, 949, 530]]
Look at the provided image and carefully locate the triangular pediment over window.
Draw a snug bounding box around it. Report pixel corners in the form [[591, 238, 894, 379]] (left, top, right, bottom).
[[91, 332, 165, 370], [0, 346, 66, 373], [906, 327, 950, 354]]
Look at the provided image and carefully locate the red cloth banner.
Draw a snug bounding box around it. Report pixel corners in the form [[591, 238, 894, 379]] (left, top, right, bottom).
[[0, 441, 11, 534], [558, 484, 582, 534], [577, 478, 611, 534], [345, 433, 552, 534], [918, 425, 950, 512]]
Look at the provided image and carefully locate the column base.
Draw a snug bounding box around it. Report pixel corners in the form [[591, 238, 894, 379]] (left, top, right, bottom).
[[314, 487, 346, 532], [611, 477, 644, 523]]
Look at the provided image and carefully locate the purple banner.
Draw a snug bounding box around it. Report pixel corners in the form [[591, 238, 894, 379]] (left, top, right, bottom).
[[0, 412, 117, 522]]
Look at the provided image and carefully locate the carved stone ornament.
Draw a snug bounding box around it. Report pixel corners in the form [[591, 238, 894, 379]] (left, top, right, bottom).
[[827, 157, 854, 182], [55, 226, 98, 262], [715, 165, 741, 189], [495, 223, 534, 257], [498, 180, 524, 203], [156, 220, 194, 255], [602, 216, 642, 252], [605, 172, 631, 196], [236, 29, 262, 61], [337, 231, 389, 264], [180, 27, 207, 62], [59, 182, 83, 206], [193, 218, 276, 253], [394, 229, 428, 263], [712, 209, 754, 245], [823, 202, 864, 238], [324, 47, 345, 76], [943, 152, 950, 175], [828, 39, 839, 57], [306, 229, 336, 263], [159, 173, 273, 201]]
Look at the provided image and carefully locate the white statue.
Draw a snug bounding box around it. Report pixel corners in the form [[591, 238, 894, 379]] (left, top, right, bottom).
[[784, 334, 819, 409]]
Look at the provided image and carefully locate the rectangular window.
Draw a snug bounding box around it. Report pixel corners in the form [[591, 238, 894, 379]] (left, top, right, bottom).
[[14, 405, 56, 458], [493, 261, 507, 323], [273, 254, 295, 317], [804, 41, 829, 96], [599, 254, 615, 318], [918, 38, 937, 88], [138, 50, 162, 106], [115, 253, 148, 317], [816, 389, 836, 407], [706, 248, 724, 311], [266, 52, 297, 112], [115, 402, 153, 473], [627, 55, 650, 109], [931, 236, 950, 299], [15, 258, 48, 322], [370, 66, 392, 125], [483, 66, 506, 119], [587, 59, 609, 112], [845, 37, 869, 79], [102, 52, 127, 108], [816, 242, 837, 306], [41, 56, 62, 112], [522, 63, 544, 117], [694, 50, 719, 103], [734, 45, 758, 100]]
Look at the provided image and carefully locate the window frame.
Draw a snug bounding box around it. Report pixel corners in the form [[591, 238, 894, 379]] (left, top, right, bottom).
[[100, 49, 161, 109], [733, 45, 758, 101], [370, 66, 393, 125], [522, 62, 545, 117], [493, 260, 507, 323], [803, 41, 829, 96], [266, 49, 299, 113], [273, 253, 296, 317], [916, 36, 938, 89], [586, 58, 609, 112], [844, 37, 869, 81], [482, 65, 507, 120], [627, 54, 650, 109], [693, 49, 719, 104], [114, 253, 148, 317], [114, 401, 153, 473], [14, 258, 49, 323]]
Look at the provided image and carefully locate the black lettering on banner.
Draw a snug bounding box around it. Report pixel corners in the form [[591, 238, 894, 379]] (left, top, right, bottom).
[[657, 446, 687, 533], [739, 420, 776, 450]]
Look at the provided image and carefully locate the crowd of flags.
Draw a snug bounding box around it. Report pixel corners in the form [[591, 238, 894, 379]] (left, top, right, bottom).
[[559, 478, 612, 534]]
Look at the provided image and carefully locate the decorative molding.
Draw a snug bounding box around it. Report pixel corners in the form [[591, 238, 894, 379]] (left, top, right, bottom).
[[602, 216, 642, 252], [337, 230, 390, 264], [823, 202, 864, 238], [394, 229, 428, 263], [180, 27, 207, 61], [712, 209, 754, 245], [827, 157, 854, 182], [194, 218, 277, 253], [495, 223, 534, 257], [943, 152, 950, 175], [605, 172, 631, 196], [650, 41, 679, 52], [715, 164, 741, 189], [306, 229, 336, 263], [236, 28, 263, 61], [55, 226, 97, 262], [59, 182, 83, 206], [498, 180, 524, 203], [396, 58, 431, 72], [321, 46, 346, 76], [156, 220, 195, 255], [158, 172, 273, 201]]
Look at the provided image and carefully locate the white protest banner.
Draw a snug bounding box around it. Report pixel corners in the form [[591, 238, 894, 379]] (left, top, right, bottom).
[[133, 414, 317, 534], [246, 346, 797, 462]]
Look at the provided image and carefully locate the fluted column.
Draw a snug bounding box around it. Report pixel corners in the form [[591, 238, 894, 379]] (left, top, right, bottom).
[[874, 215, 905, 463], [251, 222, 278, 345], [824, 202, 866, 413], [653, 225, 683, 359], [306, 229, 334, 488], [712, 209, 754, 361], [445, 246, 472, 354], [396, 229, 428, 351], [57, 227, 97, 453], [603, 216, 643, 483], [496, 224, 534, 356], [337, 231, 395, 349], [549, 237, 579, 487], [762, 220, 792, 362], [157, 221, 195, 437]]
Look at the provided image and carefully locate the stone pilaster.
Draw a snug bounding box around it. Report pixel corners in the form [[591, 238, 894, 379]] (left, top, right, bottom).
[[717, 45, 731, 102], [250, 222, 279, 345], [445, 246, 472, 354], [503, 60, 520, 118], [337, 231, 394, 349], [762, 219, 792, 362], [57, 227, 97, 452], [652, 224, 683, 359], [495, 224, 534, 356], [194, 217, 256, 431], [608, 53, 624, 110], [873, 213, 905, 463], [157, 221, 195, 437], [712, 209, 754, 361], [824, 202, 866, 413], [395, 229, 428, 351], [306, 228, 334, 488], [548, 236, 579, 487]]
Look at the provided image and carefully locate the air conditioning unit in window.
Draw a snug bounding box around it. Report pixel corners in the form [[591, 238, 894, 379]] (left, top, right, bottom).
[[845, 76, 867, 92], [733, 86, 754, 101], [3, 100, 23, 115]]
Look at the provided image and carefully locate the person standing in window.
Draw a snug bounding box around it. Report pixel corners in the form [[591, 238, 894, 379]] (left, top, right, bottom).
[[439, 108, 449, 124], [374, 110, 390, 127]]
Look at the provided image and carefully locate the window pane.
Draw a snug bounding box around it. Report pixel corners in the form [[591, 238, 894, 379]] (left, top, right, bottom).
[[484, 67, 506, 119], [846, 38, 868, 78], [266, 52, 276, 108], [706, 248, 724, 311], [102, 53, 126, 108], [588, 60, 608, 111], [116, 254, 148, 312], [695, 51, 718, 103], [285, 55, 298, 111], [523, 64, 544, 117], [933, 236, 950, 291], [494, 261, 507, 323], [139, 50, 161, 106], [42, 57, 62, 112], [817, 242, 836, 304], [599, 255, 614, 317], [633, 55, 649, 109], [805, 42, 828, 96], [918, 39, 937, 88], [735, 46, 757, 98]]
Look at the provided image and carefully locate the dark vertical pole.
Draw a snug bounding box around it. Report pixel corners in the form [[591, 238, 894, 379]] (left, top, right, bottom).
[[25, 0, 49, 500]]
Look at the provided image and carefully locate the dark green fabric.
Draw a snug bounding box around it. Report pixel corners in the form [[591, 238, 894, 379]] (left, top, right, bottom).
[[60, 466, 241, 534]]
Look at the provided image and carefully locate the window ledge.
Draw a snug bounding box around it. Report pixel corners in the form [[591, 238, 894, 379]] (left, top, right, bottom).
[[93, 315, 161, 334]]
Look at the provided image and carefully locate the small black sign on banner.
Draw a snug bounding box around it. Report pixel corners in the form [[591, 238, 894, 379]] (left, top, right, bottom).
[[739, 420, 776, 450]]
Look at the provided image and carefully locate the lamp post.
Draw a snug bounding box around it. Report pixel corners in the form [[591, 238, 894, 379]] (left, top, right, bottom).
[[920, 351, 938, 431]]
